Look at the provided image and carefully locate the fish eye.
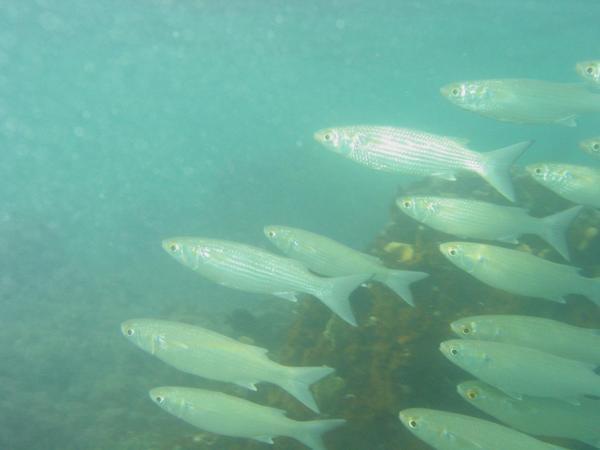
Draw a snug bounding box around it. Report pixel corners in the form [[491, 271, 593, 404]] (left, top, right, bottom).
[[466, 389, 478, 400], [155, 395, 164, 404], [451, 87, 459, 96], [169, 243, 180, 252], [534, 167, 542, 175], [126, 328, 135, 336], [324, 133, 332, 141], [593, 143, 600, 151], [586, 66, 594, 74], [267, 230, 276, 238], [450, 347, 458, 356], [408, 419, 418, 428], [461, 326, 471, 335], [402, 200, 412, 208], [448, 248, 457, 256]]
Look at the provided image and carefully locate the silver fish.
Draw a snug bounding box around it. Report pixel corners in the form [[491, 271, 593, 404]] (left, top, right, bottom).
[[150, 387, 345, 450], [580, 136, 600, 158], [439, 241, 600, 306], [526, 163, 600, 208], [576, 60, 600, 86], [314, 125, 532, 202], [441, 339, 600, 404], [397, 196, 581, 260], [451, 315, 600, 364], [458, 380, 600, 449], [441, 78, 600, 126], [263, 225, 428, 306], [121, 319, 333, 412], [399, 408, 568, 450], [162, 237, 369, 326]]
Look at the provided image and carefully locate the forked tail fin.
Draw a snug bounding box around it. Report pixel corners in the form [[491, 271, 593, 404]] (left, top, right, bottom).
[[290, 418, 346, 450], [477, 140, 533, 202], [278, 366, 334, 413], [374, 270, 429, 306], [317, 274, 371, 326], [538, 205, 583, 261]]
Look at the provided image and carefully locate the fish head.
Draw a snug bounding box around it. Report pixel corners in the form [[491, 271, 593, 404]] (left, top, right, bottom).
[[440, 339, 490, 371], [398, 408, 436, 438], [451, 316, 501, 341], [450, 317, 480, 339], [121, 319, 164, 354], [579, 137, 600, 156], [525, 163, 572, 190], [162, 237, 218, 266], [314, 126, 361, 156], [440, 80, 489, 111], [149, 386, 184, 415], [575, 60, 600, 83], [314, 127, 343, 151], [400, 409, 469, 447], [263, 225, 296, 252], [396, 196, 439, 223], [439, 242, 482, 273], [456, 380, 489, 405]]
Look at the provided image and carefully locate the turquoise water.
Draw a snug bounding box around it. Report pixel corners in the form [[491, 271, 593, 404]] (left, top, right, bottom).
[[1, 1, 599, 449]]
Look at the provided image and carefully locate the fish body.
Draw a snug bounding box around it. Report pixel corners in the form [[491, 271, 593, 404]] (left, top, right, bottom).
[[162, 237, 369, 325], [263, 225, 428, 306], [314, 125, 532, 202], [579, 136, 600, 158], [441, 78, 600, 126], [576, 60, 600, 86], [121, 319, 333, 412], [458, 380, 600, 448], [150, 387, 345, 450], [527, 163, 600, 208], [439, 241, 600, 306], [451, 315, 600, 364], [399, 408, 568, 450], [440, 339, 600, 403], [397, 196, 581, 260]]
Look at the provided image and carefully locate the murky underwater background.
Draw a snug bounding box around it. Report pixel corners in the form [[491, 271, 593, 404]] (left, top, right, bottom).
[[1, 1, 599, 449]]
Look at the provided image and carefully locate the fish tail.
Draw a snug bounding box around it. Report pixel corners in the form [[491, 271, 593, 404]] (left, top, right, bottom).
[[317, 274, 370, 326], [477, 140, 533, 202], [374, 270, 429, 306], [279, 366, 334, 413], [291, 418, 346, 450], [538, 205, 583, 261], [585, 278, 600, 307]]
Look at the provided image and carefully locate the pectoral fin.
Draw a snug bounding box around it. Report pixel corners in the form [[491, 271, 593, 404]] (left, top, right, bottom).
[[556, 115, 577, 127], [254, 436, 274, 444], [235, 381, 259, 391], [274, 291, 299, 302]]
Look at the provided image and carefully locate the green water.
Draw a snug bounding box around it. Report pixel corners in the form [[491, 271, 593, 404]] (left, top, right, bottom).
[[1, 1, 599, 449]]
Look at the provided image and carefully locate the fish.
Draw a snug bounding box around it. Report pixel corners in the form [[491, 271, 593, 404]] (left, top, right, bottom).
[[457, 380, 600, 449], [162, 238, 370, 326], [121, 319, 333, 413], [440, 339, 600, 404], [580, 136, 600, 158], [149, 387, 345, 450], [397, 196, 581, 260], [263, 225, 428, 306], [526, 163, 600, 208], [440, 78, 600, 126], [575, 60, 600, 86], [398, 408, 568, 450], [439, 242, 600, 306], [450, 315, 600, 364], [313, 125, 532, 202]]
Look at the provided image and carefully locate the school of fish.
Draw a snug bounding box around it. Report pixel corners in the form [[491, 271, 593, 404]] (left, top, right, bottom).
[[120, 59, 600, 450]]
